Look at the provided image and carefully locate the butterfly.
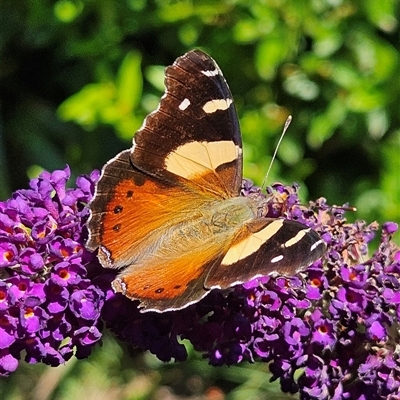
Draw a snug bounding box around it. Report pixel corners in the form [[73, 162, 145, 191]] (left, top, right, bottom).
[[86, 49, 326, 313]]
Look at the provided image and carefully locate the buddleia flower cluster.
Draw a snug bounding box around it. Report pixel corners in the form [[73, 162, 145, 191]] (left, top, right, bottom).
[[1, 168, 399, 400], [0, 168, 103, 374]]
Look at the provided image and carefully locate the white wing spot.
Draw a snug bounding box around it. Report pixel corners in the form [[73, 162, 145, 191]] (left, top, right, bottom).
[[201, 68, 219, 77], [112, 278, 126, 294], [179, 98, 191, 111], [271, 255, 284, 263], [202, 98, 233, 114], [311, 239, 325, 252]]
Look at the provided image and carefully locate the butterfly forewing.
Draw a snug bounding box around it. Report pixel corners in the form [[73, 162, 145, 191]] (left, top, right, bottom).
[[131, 50, 243, 198], [86, 150, 222, 270], [205, 218, 326, 289]]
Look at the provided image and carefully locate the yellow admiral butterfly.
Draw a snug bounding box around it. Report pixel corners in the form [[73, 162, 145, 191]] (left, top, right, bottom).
[[87, 50, 326, 313]]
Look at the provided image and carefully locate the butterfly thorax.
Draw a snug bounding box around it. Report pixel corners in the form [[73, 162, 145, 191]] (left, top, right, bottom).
[[203, 196, 257, 234]]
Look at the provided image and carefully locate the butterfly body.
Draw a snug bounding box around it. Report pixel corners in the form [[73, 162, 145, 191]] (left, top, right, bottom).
[[87, 50, 326, 313]]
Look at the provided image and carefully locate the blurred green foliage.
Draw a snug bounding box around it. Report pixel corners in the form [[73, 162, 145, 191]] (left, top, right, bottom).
[[0, 0, 399, 398]]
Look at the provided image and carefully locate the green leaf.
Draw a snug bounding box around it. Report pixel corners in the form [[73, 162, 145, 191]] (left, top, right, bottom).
[[363, 0, 398, 32], [256, 32, 291, 80], [57, 83, 116, 129], [53, 0, 83, 23], [116, 51, 143, 113], [145, 65, 167, 92], [283, 71, 319, 101]]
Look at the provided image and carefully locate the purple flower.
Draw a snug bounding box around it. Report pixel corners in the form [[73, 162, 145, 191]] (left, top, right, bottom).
[[19, 248, 45, 275], [309, 309, 336, 350], [51, 261, 85, 287], [45, 282, 69, 313], [366, 320, 386, 341], [69, 284, 103, 320], [73, 326, 102, 359], [304, 265, 327, 300], [0, 314, 17, 348], [0, 350, 18, 375], [0, 168, 103, 376], [383, 222, 398, 235], [0, 240, 18, 267]]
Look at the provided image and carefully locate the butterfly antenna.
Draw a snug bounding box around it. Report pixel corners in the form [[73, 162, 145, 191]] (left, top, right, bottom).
[[261, 115, 292, 191]]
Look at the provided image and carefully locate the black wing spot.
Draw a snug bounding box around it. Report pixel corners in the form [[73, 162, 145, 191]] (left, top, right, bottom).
[[126, 190, 134, 198], [174, 285, 182, 290], [114, 205, 123, 213], [155, 288, 164, 294], [113, 224, 121, 232]]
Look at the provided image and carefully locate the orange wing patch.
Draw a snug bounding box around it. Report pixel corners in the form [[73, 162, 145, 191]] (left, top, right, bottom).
[[113, 240, 226, 312], [98, 175, 214, 269]]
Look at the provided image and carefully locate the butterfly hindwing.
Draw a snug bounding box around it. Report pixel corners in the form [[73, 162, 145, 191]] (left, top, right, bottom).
[[112, 243, 226, 312]]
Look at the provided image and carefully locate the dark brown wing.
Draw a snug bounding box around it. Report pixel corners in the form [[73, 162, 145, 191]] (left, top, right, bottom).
[[205, 218, 326, 289], [131, 50, 243, 198]]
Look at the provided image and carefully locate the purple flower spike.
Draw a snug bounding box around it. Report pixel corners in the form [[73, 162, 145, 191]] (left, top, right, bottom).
[[0, 167, 104, 376]]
